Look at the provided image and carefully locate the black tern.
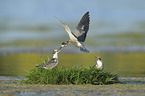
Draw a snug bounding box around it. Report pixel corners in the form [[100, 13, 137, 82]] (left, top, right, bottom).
[[92, 57, 104, 70], [57, 11, 90, 53], [36, 49, 60, 69]]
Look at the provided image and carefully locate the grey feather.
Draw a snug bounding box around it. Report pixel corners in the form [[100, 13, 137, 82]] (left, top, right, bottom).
[[36, 58, 58, 69], [75, 11, 90, 42]]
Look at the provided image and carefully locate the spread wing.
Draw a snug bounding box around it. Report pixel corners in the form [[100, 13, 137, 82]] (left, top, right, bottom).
[[45, 58, 58, 69], [56, 17, 78, 42], [75, 11, 90, 42]]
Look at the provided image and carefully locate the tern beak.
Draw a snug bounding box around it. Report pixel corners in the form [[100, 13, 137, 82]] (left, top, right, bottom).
[[57, 50, 60, 53], [58, 47, 62, 51], [57, 48, 61, 53]]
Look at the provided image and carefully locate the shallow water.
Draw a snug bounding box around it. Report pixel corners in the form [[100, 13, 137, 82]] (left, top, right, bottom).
[[0, 76, 21, 80], [0, 76, 145, 96], [1, 76, 145, 84], [0, 53, 145, 77]]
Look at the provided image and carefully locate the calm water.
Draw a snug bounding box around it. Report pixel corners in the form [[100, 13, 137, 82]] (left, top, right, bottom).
[[0, 53, 145, 76], [0, 0, 145, 76], [0, 0, 145, 54], [0, 0, 145, 43], [0, 76, 145, 95]]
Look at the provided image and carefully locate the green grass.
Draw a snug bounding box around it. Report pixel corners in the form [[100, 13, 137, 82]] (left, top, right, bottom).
[[23, 67, 118, 85], [23, 57, 118, 85]]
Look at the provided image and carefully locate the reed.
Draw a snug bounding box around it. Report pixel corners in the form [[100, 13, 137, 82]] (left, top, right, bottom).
[[23, 66, 118, 85]]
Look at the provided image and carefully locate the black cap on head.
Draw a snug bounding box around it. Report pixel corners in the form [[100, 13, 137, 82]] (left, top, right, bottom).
[[96, 57, 101, 60]]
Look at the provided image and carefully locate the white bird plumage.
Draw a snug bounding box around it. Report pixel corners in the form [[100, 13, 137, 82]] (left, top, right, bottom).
[[36, 49, 60, 69], [35, 12, 91, 69], [93, 57, 104, 70], [57, 11, 90, 53]]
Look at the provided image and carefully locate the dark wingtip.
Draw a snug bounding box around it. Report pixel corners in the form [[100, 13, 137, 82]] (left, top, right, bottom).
[[86, 11, 89, 14], [84, 11, 89, 16], [82, 11, 90, 23], [85, 11, 90, 17]]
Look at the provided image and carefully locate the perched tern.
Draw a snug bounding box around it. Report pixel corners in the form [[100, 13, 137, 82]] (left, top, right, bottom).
[[36, 49, 60, 69], [92, 57, 104, 70]]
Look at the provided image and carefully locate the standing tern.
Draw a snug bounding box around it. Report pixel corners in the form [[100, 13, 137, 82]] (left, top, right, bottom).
[[92, 57, 104, 70]]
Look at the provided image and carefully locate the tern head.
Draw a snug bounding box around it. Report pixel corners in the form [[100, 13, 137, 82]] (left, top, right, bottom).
[[53, 49, 60, 54], [58, 41, 69, 51], [96, 57, 102, 61], [61, 41, 69, 47], [58, 41, 69, 50]]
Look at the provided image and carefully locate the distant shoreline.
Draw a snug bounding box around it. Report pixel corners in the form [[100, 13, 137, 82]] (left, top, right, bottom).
[[0, 46, 145, 56]]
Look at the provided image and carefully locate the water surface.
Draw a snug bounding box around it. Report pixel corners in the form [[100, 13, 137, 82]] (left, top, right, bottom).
[[0, 53, 145, 76], [0, 0, 145, 77]]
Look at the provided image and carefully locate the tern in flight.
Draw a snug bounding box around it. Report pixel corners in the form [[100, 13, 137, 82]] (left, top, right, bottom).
[[56, 11, 90, 53]]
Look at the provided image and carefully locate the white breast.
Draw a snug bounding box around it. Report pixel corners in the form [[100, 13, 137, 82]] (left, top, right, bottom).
[[53, 53, 58, 59], [96, 60, 104, 70]]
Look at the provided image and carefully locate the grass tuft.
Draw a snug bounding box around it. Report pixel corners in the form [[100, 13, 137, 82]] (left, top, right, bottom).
[[23, 66, 119, 85]]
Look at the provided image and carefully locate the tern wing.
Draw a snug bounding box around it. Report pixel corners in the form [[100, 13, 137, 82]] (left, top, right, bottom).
[[56, 17, 78, 42], [45, 58, 58, 69], [80, 47, 89, 53], [36, 58, 58, 69], [75, 11, 90, 42], [36, 63, 45, 68]]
